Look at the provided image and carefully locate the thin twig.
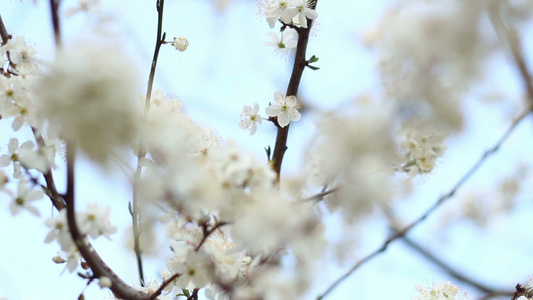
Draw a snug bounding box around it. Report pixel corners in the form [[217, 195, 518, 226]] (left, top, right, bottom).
[[316, 108, 531, 300], [195, 221, 228, 251], [402, 236, 513, 296], [132, 0, 166, 286], [489, 8, 533, 105], [148, 273, 180, 300], [300, 186, 340, 202], [31, 127, 66, 210], [376, 201, 513, 297], [270, 1, 318, 178]]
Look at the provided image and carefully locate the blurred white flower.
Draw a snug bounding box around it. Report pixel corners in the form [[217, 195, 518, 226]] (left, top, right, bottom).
[[10, 178, 43, 216], [239, 103, 262, 135], [37, 43, 141, 163], [77, 202, 117, 239], [414, 281, 469, 300], [0, 138, 34, 179]]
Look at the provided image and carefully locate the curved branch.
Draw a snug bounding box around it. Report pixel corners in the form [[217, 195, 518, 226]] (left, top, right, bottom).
[[65, 146, 151, 300], [316, 108, 531, 300]]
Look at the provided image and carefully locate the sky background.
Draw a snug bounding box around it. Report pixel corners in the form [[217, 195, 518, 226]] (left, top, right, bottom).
[[1, 0, 533, 299]]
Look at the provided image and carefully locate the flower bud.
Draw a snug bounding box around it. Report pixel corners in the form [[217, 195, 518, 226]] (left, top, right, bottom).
[[173, 36, 189, 52]]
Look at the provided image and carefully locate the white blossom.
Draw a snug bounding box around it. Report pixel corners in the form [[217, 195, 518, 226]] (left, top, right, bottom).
[[414, 281, 470, 300], [239, 103, 262, 135], [77, 203, 117, 239], [265, 91, 301, 127], [44, 210, 74, 252], [0, 138, 34, 179], [397, 118, 448, 175], [294, 0, 318, 28], [9, 178, 43, 216], [264, 28, 297, 57]]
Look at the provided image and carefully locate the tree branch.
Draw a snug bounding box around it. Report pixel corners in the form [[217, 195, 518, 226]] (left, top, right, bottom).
[[316, 108, 531, 300], [401, 236, 513, 297], [489, 8, 533, 106], [148, 274, 180, 300], [49, 0, 61, 47], [271, 1, 318, 178], [0, 14, 11, 46], [65, 145, 152, 300], [132, 0, 166, 286], [195, 221, 228, 251]]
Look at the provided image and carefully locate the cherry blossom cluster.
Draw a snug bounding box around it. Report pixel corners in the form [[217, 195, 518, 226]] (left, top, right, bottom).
[[414, 281, 470, 300], [3, 0, 532, 299], [239, 92, 301, 135], [261, 0, 318, 29], [45, 204, 117, 272], [396, 118, 448, 175]]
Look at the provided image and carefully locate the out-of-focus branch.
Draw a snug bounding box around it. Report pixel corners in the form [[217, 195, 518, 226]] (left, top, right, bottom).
[[49, 0, 61, 47], [316, 108, 531, 300], [271, 1, 318, 178], [402, 237, 513, 297], [300, 186, 340, 202], [376, 202, 514, 298], [489, 8, 533, 106], [132, 0, 166, 286]]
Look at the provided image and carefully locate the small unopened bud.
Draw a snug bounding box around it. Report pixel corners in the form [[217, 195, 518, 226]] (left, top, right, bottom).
[[99, 276, 112, 288], [52, 255, 66, 264], [173, 36, 189, 52]]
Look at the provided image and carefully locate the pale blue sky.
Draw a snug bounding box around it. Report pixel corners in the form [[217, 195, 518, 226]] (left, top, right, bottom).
[[1, 1, 533, 300]]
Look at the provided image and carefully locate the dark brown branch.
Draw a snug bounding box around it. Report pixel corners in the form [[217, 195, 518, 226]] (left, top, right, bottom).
[[0, 15, 12, 46], [0, 16, 66, 211], [39, 6, 152, 299], [195, 221, 228, 251], [271, 1, 318, 178], [316, 108, 531, 300], [49, 0, 61, 47], [32, 128, 66, 210], [65, 145, 152, 300], [132, 0, 166, 286], [148, 273, 180, 300]]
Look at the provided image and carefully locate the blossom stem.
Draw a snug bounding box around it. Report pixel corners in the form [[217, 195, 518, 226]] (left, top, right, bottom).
[[271, 1, 318, 178], [132, 0, 166, 287]]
